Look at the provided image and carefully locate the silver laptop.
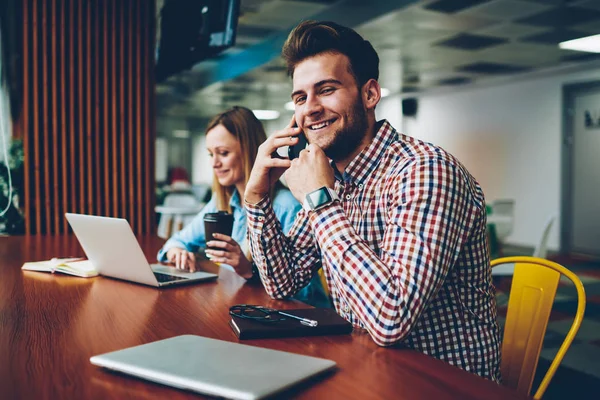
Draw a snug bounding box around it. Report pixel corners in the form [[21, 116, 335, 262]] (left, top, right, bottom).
[[65, 213, 218, 287], [90, 335, 336, 400]]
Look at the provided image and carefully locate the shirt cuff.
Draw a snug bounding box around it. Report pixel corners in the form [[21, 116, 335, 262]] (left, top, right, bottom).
[[245, 195, 279, 241]]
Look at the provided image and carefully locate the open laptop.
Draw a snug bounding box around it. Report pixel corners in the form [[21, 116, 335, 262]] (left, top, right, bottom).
[[90, 335, 336, 400], [65, 213, 218, 287]]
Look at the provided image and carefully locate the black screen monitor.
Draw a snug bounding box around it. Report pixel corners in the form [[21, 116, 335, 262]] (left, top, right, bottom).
[[156, 0, 241, 82]]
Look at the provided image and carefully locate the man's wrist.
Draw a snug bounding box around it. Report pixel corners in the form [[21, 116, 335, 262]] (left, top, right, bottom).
[[244, 192, 268, 206]]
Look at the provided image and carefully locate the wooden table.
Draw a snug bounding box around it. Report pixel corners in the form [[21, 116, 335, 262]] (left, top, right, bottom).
[[0, 235, 526, 399]]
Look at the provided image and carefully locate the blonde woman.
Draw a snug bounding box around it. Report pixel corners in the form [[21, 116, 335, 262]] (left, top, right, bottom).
[[158, 106, 329, 307]]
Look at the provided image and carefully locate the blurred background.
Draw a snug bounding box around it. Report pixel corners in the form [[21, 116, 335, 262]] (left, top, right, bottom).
[[154, 0, 600, 257], [0, 0, 598, 255]]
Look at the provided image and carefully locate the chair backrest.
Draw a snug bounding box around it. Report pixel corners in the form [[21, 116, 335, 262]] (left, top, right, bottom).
[[491, 256, 586, 399], [532, 215, 556, 259], [157, 194, 203, 239], [492, 199, 515, 216], [163, 193, 200, 208], [491, 199, 515, 239]]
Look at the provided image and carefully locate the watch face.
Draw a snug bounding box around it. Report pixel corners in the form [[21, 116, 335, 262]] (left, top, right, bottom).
[[307, 188, 332, 210]]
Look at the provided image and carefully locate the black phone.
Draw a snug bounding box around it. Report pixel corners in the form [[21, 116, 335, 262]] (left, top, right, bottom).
[[288, 130, 308, 160]]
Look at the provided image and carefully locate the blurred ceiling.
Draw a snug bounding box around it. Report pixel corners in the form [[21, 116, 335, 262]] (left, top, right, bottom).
[[156, 0, 600, 129]]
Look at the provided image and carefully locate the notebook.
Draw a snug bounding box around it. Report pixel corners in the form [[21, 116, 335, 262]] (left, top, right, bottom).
[[65, 213, 218, 287], [22, 257, 98, 278], [90, 335, 336, 400], [229, 308, 353, 340]]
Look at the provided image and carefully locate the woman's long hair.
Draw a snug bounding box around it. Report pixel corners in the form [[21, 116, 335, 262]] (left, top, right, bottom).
[[206, 106, 281, 212]]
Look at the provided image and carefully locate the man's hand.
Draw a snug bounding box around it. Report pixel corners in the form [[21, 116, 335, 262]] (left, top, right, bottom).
[[285, 143, 334, 203], [245, 115, 301, 204]]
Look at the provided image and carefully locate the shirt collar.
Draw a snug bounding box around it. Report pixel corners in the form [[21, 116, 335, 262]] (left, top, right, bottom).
[[335, 119, 398, 186], [230, 189, 243, 210]]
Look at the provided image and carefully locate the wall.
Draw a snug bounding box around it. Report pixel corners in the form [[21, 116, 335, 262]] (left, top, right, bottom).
[[155, 138, 168, 183], [17, 0, 156, 235], [0, 17, 11, 163], [156, 116, 195, 183], [0, 87, 9, 164], [191, 133, 212, 185], [378, 66, 600, 250]]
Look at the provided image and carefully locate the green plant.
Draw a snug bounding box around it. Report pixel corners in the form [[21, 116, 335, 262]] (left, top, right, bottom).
[[0, 138, 24, 234]]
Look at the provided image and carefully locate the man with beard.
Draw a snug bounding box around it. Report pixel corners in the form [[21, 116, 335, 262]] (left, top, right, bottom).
[[243, 20, 501, 382]]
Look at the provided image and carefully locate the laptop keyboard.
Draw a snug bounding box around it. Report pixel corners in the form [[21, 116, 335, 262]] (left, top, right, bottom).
[[154, 272, 189, 283]]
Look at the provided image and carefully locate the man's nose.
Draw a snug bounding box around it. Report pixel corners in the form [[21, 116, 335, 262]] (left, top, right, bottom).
[[305, 94, 323, 116]]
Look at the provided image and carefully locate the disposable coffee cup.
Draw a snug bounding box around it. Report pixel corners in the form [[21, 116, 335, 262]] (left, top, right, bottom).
[[203, 211, 234, 249]]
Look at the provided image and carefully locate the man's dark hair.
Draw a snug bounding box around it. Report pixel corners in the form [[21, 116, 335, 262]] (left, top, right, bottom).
[[282, 20, 379, 87]]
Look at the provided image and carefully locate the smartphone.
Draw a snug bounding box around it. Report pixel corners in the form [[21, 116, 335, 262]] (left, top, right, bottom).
[[288, 130, 308, 160]]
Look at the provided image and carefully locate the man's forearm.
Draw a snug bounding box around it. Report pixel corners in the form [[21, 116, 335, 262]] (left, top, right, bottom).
[[309, 202, 449, 346], [246, 200, 296, 298], [246, 198, 320, 300]]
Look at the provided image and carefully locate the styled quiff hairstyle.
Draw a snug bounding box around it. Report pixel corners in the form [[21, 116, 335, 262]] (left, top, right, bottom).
[[282, 20, 379, 87], [205, 106, 266, 212]]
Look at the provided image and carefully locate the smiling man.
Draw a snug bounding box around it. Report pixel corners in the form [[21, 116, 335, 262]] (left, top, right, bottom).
[[244, 21, 501, 382]]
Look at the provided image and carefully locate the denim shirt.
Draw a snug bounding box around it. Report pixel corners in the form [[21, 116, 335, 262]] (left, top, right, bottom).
[[157, 189, 331, 308]]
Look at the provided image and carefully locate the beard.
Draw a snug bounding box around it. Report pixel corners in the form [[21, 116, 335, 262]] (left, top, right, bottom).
[[321, 97, 368, 162]]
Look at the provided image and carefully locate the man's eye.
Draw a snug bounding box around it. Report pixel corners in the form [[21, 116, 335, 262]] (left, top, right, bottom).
[[321, 87, 334, 94], [295, 96, 306, 104]]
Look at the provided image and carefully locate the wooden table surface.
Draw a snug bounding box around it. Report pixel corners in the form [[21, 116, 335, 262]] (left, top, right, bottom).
[[0, 235, 526, 399]]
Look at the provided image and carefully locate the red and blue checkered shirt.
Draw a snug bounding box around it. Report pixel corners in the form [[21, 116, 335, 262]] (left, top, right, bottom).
[[246, 120, 501, 382]]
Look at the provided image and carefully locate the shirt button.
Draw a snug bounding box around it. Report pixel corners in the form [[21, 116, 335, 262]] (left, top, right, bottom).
[[345, 194, 351, 200], [258, 216, 264, 221], [358, 184, 363, 189]]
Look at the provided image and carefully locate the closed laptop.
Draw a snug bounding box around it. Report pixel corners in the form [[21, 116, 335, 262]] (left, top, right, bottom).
[[90, 335, 337, 400]]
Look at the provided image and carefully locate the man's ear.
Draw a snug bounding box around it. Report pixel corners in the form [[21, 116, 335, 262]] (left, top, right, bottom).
[[362, 79, 381, 110]]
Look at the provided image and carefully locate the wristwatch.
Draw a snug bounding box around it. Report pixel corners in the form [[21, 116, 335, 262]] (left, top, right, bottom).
[[303, 186, 339, 212]]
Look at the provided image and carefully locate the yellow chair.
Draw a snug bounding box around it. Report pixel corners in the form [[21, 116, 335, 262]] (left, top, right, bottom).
[[491, 256, 586, 399], [318, 267, 329, 297]]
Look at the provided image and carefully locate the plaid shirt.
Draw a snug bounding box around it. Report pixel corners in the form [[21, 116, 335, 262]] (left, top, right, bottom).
[[246, 120, 501, 382]]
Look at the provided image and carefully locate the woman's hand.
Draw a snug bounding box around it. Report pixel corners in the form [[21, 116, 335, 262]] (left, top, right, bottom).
[[204, 233, 253, 279], [166, 247, 197, 272]]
